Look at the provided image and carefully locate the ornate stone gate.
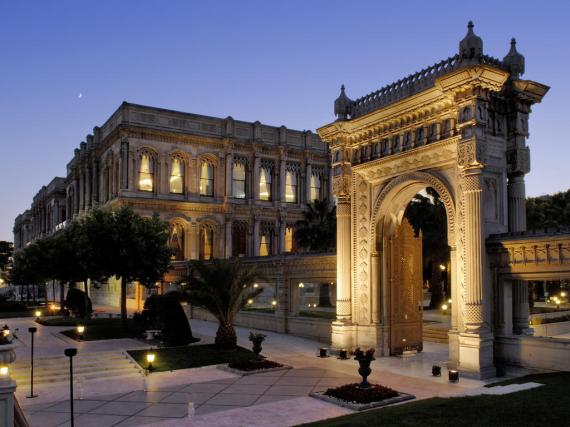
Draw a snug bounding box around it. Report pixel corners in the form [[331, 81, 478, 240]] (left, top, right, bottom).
[[317, 22, 548, 378]]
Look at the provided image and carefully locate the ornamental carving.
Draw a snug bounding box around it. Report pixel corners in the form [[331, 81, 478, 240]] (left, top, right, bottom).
[[507, 147, 530, 175], [354, 174, 370, 324], [332, 173, 352, 197], [457, 139, 487, 168]]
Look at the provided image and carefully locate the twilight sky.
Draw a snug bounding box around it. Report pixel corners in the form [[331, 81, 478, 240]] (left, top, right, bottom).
[[1, 0, 569, 241]]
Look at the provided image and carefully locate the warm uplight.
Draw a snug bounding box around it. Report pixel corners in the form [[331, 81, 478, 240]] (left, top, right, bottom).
[[77, 325, 85, 334], [247, 299, 253, 305], [442, 304, 448, 311], [448, 299, 452, 304], [2, 329, 9, 337], [35, 310, 41, 318], [146, 353, 156, 363], [439, 264, 446, 271], [298, 282, 305, 288], [271, 300, 277, 306], [561, 291, 567, 298]]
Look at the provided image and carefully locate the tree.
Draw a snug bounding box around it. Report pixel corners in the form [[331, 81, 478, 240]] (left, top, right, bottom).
[[182, 258, 263, 350], [527, 189, 570, 230], [107, 207, 172, 328], [10, 238, 52, 302], [295, 198, 336, 252], [0, 241, 13, 272]]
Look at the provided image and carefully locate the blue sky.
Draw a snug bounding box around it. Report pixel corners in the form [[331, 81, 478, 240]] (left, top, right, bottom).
[[1, 0, 569, 241]]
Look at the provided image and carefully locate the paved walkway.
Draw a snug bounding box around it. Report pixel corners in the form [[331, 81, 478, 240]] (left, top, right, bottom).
[[5, 317, 534, 427]]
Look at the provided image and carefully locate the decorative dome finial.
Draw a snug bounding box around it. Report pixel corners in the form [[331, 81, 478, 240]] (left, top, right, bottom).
[[503, 37, 525, 79], [459, 20, 483, 62], [334, 84, 353, 121]]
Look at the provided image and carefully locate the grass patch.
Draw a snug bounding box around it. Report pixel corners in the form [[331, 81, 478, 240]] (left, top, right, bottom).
[[242, 307, 275, 314], [299, 372, 570, 427], [49, 318, 144, 341], [299, 310, 336, 320], [127, 344, 256, 372], [0, 304, 59, 319], [228, 359, 284, 372]]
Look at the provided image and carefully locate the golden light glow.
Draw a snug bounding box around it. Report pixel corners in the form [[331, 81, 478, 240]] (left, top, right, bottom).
[[253, 283, 259, 288], [441, 304, 448, 311], [259, 166, 272, 201], [285, 171, 297, 203], [138, 154, 154, 192], [35, 310, 41, 318], [284, 227, 294, 253], [448, 299, 452, 304], [271, 300, 277, 307], [561, 291, 567, 298], [2, 329, 9, 337], [77, 325, 85, 334], [439, 264, 446, 271], [0, 366, 8, 376], [298, 282, 304, 288], [247, 299, 253, 304], [146, 353, 156, 363]]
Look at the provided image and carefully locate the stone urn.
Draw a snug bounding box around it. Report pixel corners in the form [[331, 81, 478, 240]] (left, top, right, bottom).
[[249, 332, 266, 360], [354, 348, 375, 389]]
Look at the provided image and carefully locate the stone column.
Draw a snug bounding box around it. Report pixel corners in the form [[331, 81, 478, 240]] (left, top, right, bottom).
[[336, 198, 352, 322], [448, 245, 460, 365], [370, 251, 380, 323], [225, 220, 232, 258], [253, 155, 260, 201], [225, 153, 233, 199], [459, 168, 494, 378], [189, 222, 198, 260], [253, 216, 260, 256], [305, 162, 312, 202], [279, 159, 286, 205], [508, 174, 527, 232], [85, 166, 91, 209], [279, 220, 286, 254], [120, 140, 129, 190], [513, 282, 532, 334]]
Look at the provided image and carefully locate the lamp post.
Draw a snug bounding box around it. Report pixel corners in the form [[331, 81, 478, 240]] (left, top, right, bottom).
[[27, 327, 38, 398], [64, 348, 78, 427]]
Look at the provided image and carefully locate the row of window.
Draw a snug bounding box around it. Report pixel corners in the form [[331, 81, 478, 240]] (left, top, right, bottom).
[[169, 222, 296, 261], [138, 155, 323, 203]]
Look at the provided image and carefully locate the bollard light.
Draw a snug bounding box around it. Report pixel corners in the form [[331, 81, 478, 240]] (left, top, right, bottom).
[[146, 352, 156, 372], [0, 366, 8, 377], [339, 349, 348, 360], [441, 304, 448, 315], [64, 348, 78, 427], [27, 327, 38, 398], [318, 347, 328, 358], [35, 310, 42, 321], [449, 369, 459, 383], [77, 325, 85, 340], [271, 300, 277, 307]]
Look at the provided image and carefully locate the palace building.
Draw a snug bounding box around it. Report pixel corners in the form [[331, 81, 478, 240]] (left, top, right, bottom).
[[13, 102, 331, 307]]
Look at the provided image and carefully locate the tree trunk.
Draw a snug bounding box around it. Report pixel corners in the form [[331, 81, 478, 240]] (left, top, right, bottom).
[[120, 276, 128, 329], [60, 282, 65, 308], [83, 279, 91, 319], [215, 322, 237, 350]]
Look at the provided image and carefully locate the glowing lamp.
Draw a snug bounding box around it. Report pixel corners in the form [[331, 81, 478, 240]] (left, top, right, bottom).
[[298, 282, 304, 288], [442, 304, 448, 311], [448, 299, 452, 304], [561, 291, 567, 298], [146, 352, 156, 372], [0, 366, 8, 376], [253, 283, 259, 288], [271, 300, 277, 307], [35, 310, 42, 320], [439, 264, 446, 271], [77, 325, 85, 340], [247, 299, 253, 305], [2, 329, 9, 337]]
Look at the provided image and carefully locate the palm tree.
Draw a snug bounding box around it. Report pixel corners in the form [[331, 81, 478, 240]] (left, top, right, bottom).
[[183, 258, 263, 350], [295, 198, 336, 252]]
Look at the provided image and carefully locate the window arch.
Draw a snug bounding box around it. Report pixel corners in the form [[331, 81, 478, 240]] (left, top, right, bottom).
[[259, 222, 274, 256], [199, 223, 215, 260], [169, 222, 185, 261], [138, 151, 155, 192], [200, 159, 214, 197], [285, 165, 299, 203], [284, 225, 296, 253], [310, 172, 322, 202], [259, 161, 273, 201], [232, 159, 247, 199], [232, 221, 248, 257], [170, 155, 185, 194]]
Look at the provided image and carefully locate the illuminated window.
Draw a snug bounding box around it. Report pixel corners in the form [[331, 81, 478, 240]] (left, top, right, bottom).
[[170, 157, 184, 194], [285, 170, 297, 203], [138, 153, 154, 192], [310, 174, 321, 202], [199, 225, 214, 260], [169, 223, 185, 261], [200, 160, 214, 196], [259, 233, 271, 256], [285, 226, 294, 253], [259, 166, 272, 201], [232, 162, 246, 199]]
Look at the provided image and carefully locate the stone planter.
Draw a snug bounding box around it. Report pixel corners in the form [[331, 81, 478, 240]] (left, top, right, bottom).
[[0, 343, 17, 366], [356, 358, 373, 389]]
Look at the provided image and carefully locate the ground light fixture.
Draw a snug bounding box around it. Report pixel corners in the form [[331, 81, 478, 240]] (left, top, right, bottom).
[[448, 298, 452, 304], [441, 304, 448, 315], [0, 366, 9, 382], [146, 352, 156, 372], [64, 348, 78, 427], [34, 310, 41, 321], [2, 328, 9, 338], [271, 300, 277, 307], [76, 325, 85, 340], [27, 327, 38, 398], [448, 369, 459, 383]]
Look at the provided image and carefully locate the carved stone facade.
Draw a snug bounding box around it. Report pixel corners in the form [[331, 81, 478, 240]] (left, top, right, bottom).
[[318, 22, 549, 378]]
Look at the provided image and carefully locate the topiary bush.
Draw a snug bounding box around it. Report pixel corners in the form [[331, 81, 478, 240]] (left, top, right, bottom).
[[65, 284, 92, 318]]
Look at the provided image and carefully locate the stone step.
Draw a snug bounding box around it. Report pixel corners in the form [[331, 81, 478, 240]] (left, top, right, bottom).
[[13, 368, 143, 386], [11, 362, 140, 378], [423, 327, 449, 343], [12, 356, 131, 370]]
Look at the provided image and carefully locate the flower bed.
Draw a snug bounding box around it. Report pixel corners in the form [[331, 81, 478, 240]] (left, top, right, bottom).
[[325, 383, 398, 404], [311, 383, 414, 411], [221, 359, 292, 376]]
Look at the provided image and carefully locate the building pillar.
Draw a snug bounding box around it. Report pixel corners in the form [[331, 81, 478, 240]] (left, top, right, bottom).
[[253, 216, 260, 257], [225, 152, 233, 199], [448, 245, 460, 366], [253, 155, 260, 201], [279, 219, 286, 254], [459, 168, 495, 378], [305, 162, 312, 203], [279, 159, 286, 205], [225, 220, 232, 258], [189, 222, 198, 260], [370, 251, 380, 323], [508, 174, 526, 232], [513, 281, 532, 334]]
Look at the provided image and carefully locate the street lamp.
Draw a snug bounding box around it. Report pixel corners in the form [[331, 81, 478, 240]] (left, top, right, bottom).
[[64, 348, 78, 427], [76, 325, 85, 341], [146, 352, 156, 372], [27, 327, 38, 398]]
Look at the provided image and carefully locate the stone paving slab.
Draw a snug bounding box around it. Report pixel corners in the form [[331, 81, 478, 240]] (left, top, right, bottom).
[[57, 413, 128, 427], [136, 402, 189, 418], [89, 401, 151, 416]]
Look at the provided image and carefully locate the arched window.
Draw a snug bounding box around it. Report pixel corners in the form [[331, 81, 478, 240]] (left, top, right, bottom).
[[232, 161, 246, 199], [259, 165, 272, 201], [138, 153, 154, 192], [199, 224, 214, 260], [170, 156, 184, 194], [284, 226, 295, 253], [285, 170, 297, 203], [169, 223, 185, 261], [310, 173, 321, 202], [200, 160, 214, 197], [232, 221, 248, 257]]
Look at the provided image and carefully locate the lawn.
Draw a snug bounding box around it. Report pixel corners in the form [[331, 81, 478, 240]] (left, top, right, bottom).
[[0, 303, 59, 319], [38, 317, 144, 341], [299, 310, 336, 320], [127, 344, 256, 372], [299, 372, 570, 427]]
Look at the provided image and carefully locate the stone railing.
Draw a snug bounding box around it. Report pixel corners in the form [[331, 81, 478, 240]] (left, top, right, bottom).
[[351, 54, 504, 118]]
